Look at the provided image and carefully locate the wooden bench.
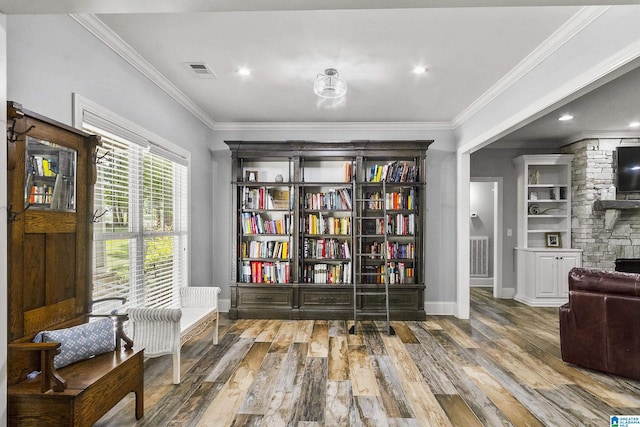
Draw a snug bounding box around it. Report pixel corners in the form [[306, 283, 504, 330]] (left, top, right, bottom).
[[128, 286, 221, 384], [7, 313, 144, 426]]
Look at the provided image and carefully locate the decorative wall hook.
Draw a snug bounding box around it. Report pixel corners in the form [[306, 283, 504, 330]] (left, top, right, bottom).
[[92, 208, 110, 223], [94, 149, 111, 165], [7, 119, 35, 144], [8, 203, 31, 222]]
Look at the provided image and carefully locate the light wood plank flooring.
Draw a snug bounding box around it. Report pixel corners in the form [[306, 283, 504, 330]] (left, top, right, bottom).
[[96, 288, 640, 426]]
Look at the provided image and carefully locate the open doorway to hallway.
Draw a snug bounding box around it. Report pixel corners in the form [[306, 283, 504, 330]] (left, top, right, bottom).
[[470, 177, 503, 298]]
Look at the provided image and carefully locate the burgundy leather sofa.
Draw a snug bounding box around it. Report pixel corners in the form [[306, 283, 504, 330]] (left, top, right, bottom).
[[560, 267, 640, 380]]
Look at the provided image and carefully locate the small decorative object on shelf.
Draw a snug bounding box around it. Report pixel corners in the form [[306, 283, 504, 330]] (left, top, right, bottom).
[[275, 174, 284, 183], [545, 232, 561, 248], [245, 170, 258, 182]]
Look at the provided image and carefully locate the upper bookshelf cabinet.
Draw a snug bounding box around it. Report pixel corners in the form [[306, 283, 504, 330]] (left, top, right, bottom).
[[513, 154, 573, 249], [225, 140, 432, 320]]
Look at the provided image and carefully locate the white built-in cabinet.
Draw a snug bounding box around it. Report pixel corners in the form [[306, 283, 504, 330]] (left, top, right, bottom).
[[513, 154, 582, 306]]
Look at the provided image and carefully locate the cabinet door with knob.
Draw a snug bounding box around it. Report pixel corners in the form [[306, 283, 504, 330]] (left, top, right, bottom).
[[535, 251, 580, 298], [515, 248, 582, 306]]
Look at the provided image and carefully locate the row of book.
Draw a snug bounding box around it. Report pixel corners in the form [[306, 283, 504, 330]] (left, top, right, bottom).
[[367, 161, 418, 183], [27, 184, 54, 205], [301, 262, 352, 284], [243, 187, 292, 210], [304, 188, 352, 210], [241, 212, 293, 235], [305, 213, 351, 235], [386, 213, 416, 236], [386, 242, 415, 259], [361, 262, 414, 284], [361, 214, 415, 236], [28, 155, 58, 177], [241, 240, 291, 259], [240, 261, 290, 283], [302, 238, 351, 260], [25, 173, 71, 209], [364, 189, 416, 210], [362, 241, 415, 259]]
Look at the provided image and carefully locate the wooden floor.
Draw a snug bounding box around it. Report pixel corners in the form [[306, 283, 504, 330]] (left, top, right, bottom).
[[96, 288, 640, 426]]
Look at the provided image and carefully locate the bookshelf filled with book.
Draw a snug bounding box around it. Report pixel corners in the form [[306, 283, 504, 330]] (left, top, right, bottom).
[[226, 140, 432, 320]]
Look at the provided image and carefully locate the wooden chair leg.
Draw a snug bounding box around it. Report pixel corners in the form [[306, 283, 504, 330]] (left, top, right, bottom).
[[135, 383, 144, 420]]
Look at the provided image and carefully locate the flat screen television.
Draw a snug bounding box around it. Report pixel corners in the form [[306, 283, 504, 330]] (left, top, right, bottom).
[[617, 146, 640, 192]]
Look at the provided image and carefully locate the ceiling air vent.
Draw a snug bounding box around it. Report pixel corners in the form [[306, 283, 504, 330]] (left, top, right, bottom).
[[185, 62, 216, 79]]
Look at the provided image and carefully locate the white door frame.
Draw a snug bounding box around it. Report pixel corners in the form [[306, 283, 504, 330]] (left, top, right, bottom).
[[470, 177, 503, 298]]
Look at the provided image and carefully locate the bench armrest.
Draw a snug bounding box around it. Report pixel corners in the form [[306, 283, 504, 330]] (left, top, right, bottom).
[[128, 308, 182, 355], [180, 286, 221, 308], [8, 342, 66, 392]]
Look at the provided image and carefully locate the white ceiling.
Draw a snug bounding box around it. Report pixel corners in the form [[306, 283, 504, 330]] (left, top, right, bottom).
[[3, 1, 640, 146], [96, 7, 579, 125]]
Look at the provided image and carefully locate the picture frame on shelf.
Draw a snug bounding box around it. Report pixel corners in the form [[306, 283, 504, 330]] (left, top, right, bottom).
[[245, 170, 258, 182], [545, 232, 561, 248]]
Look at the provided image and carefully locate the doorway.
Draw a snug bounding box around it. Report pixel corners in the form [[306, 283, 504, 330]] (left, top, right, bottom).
[[470, 177, 503, 298]]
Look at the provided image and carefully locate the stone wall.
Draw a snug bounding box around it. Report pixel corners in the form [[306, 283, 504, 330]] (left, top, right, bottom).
[[562, 138, 640, 269]]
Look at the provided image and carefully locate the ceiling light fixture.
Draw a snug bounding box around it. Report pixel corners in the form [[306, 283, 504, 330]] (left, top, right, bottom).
[[413, 66, 427, 74], [558, 114, 574, 121], [238, 67, 251, 76], [629, 121, 640, 128], [314, 68, 347, 98]]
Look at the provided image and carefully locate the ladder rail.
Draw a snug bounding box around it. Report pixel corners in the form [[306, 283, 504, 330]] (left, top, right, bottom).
[[350, 178, 394, 336]]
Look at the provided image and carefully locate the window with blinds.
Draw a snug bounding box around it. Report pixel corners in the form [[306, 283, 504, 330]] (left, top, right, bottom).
[[82, 117, 188, 312]]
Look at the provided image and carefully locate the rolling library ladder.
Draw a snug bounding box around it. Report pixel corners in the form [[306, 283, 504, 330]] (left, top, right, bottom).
[[350, 180, 395, 336]]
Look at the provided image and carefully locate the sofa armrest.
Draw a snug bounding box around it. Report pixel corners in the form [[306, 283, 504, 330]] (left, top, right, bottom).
[[128, 308, 182, 356], [180, 286, 221, 308]]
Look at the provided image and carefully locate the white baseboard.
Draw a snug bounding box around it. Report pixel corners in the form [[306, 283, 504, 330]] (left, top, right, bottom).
[[470, 277, 493, 287], [424, 301, 457, 316]]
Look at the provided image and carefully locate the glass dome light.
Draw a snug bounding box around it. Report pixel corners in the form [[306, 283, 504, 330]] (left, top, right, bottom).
[[314, 68, 347, 98]]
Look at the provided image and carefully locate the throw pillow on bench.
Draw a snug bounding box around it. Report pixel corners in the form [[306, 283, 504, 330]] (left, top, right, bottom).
[[33, 318, 116, 369]]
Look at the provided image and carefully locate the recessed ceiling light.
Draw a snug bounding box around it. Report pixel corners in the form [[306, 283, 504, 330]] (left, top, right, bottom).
[[413, 66, 427, 75], [629, 121, 640, 128], [237, 67, 251, 76], [558, 114, 574, 121]]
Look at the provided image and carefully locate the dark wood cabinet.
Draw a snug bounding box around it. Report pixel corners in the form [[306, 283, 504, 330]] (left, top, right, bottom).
[[226, 140, 432, 321]]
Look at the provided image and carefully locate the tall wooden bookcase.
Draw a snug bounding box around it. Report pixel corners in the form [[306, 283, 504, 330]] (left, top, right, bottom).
[[226, 140, 432, 320], [6, 101, 100, 344]]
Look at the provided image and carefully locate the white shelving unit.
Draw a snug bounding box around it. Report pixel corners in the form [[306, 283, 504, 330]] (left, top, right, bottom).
[[512, 154, 582, 306]]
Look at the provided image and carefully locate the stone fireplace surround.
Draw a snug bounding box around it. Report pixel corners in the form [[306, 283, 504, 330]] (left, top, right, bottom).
[[562, 138, 640, 270]]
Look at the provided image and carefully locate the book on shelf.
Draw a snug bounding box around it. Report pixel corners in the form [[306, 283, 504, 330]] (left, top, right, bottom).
[[367, 161, 419, 183], [243, 260, 290, 283], [302, 261, 351, 284]]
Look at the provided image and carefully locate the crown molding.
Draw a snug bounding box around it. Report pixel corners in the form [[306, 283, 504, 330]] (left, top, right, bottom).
[[212, 121, 454, 132], [70, 13, 218, 131], [452, 6, 610, 129]]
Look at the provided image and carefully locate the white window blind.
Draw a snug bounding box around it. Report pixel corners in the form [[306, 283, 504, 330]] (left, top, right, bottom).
[[82, 116, 188, 312]]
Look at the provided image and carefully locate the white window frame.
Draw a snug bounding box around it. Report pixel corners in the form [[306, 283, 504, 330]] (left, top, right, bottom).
[[72, 94, 191, 308]]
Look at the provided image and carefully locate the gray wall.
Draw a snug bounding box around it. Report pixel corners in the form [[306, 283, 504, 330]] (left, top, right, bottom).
[[7, 14, 214, 288], [212, 129, 458, 311]]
